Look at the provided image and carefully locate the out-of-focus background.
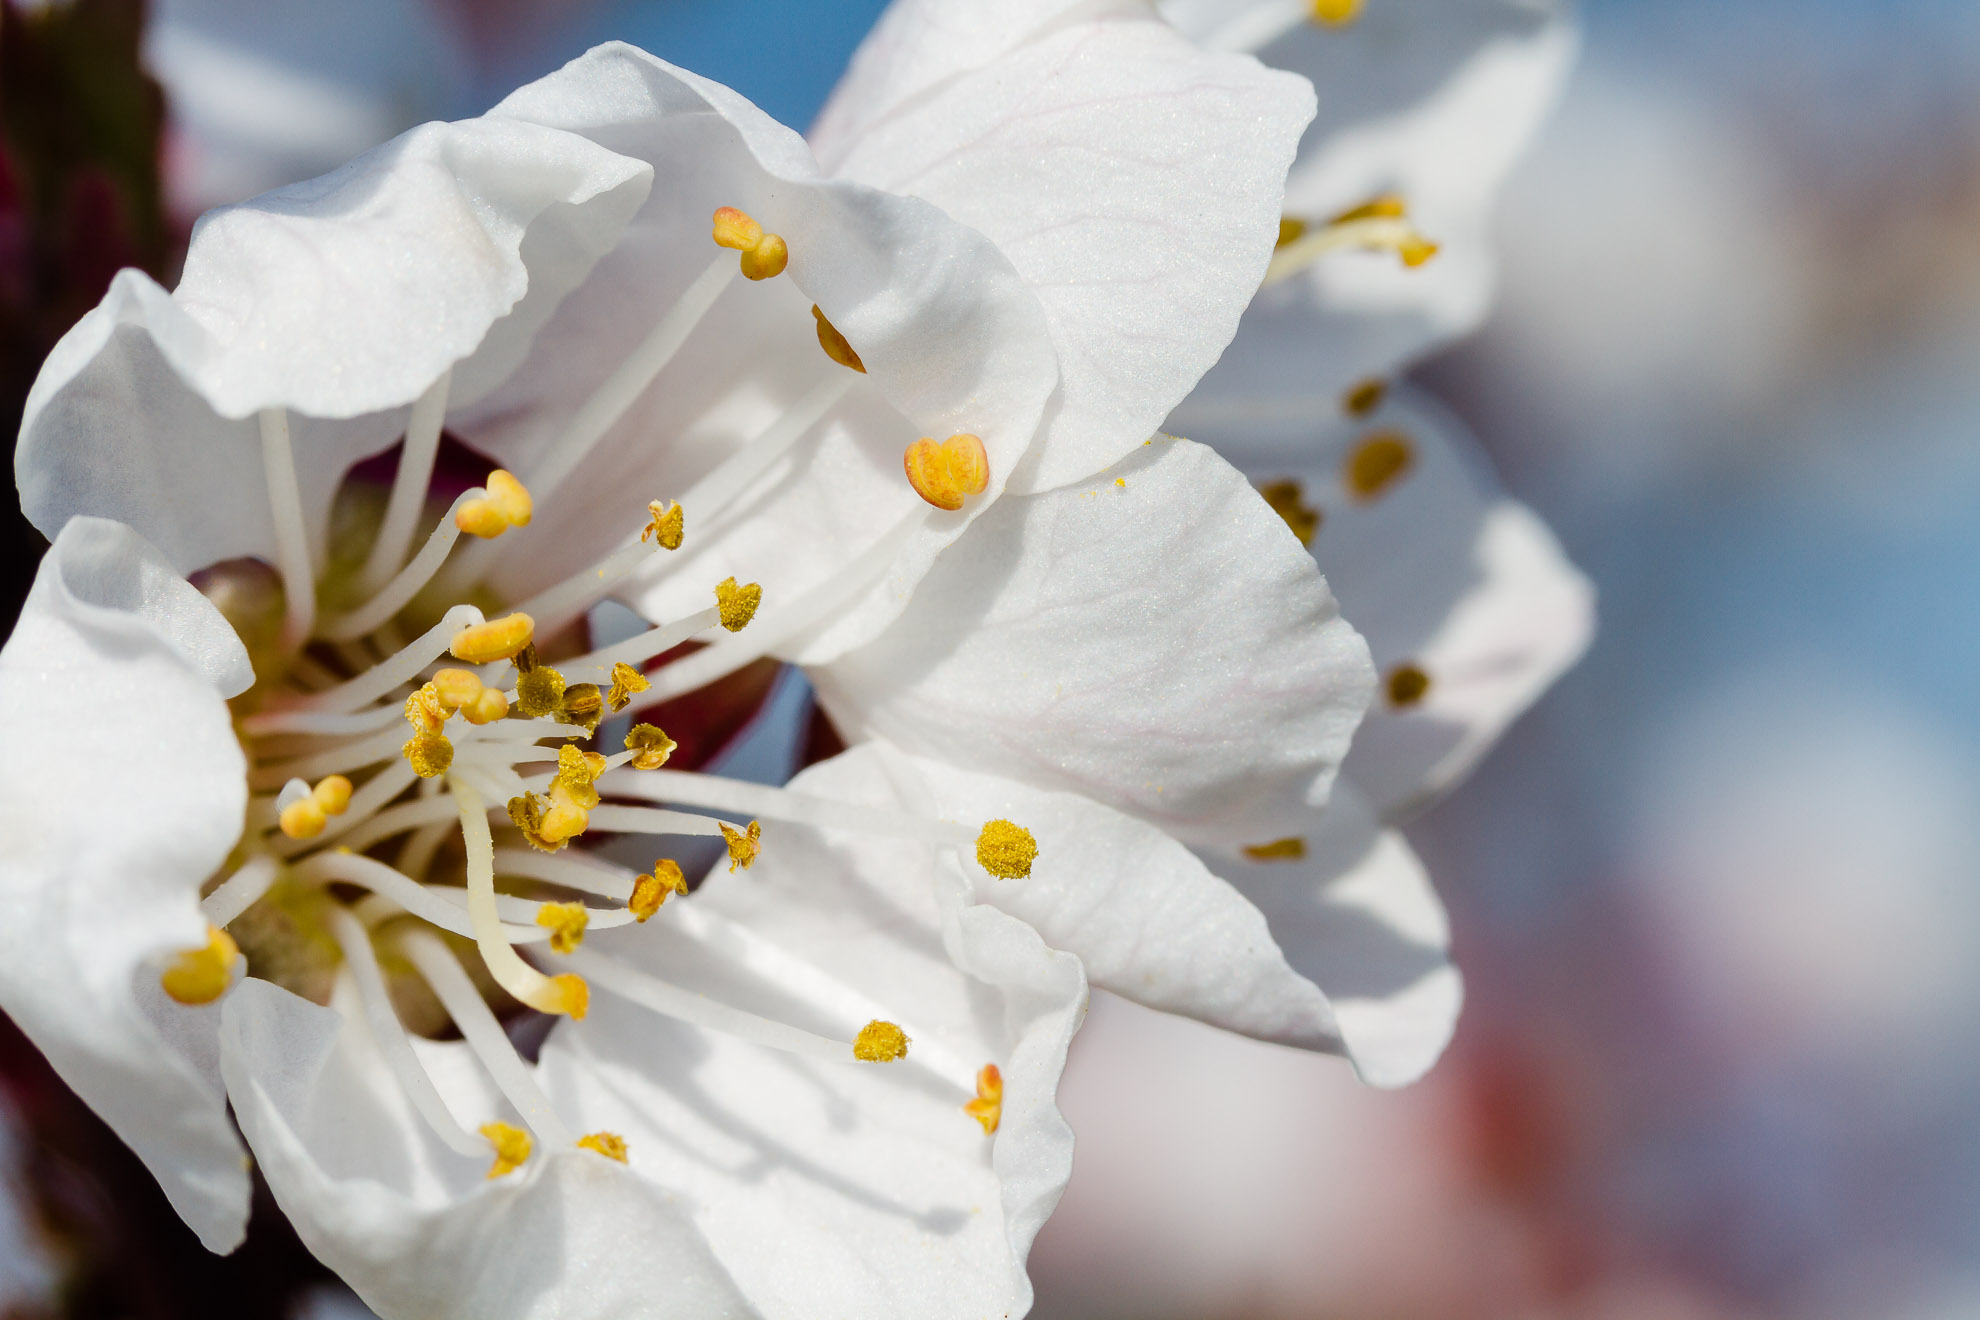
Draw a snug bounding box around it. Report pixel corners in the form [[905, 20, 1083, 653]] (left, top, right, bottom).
[[3, 0, 1978, 1316]]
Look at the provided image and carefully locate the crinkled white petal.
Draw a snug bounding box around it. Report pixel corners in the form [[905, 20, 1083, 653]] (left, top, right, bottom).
[[462, 43, 1059, 663], [1165, 0, 1577, 434], [1238, 389, 1593, 817], [541, 743, 1085, 1320], [817, 4, 1315, 490], [1199, 784, 1460, 1087], [17, 117, 651, 575], [776, 743, 1347, 1061], [220, 979, 760, 1320], [813, 437, 1373, 843], [0, 518, 252, 1250]]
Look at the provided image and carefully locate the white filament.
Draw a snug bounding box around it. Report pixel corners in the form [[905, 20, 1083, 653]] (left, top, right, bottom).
[[560, 946, 858, 1064], [598, 768, 973, 850], [259, 408, 315, 651], [358, 369, 451, 595], [201, 855, 280, 928], [319, 487, 485, 641], [289, 604, 483, 712]]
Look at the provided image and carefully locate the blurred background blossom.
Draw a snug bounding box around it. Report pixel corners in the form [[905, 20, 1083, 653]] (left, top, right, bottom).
[[4, 0, 1979, 1316]]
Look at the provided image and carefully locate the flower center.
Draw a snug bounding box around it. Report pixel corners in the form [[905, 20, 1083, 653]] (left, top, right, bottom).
[[173, 209, 1032, 1177]]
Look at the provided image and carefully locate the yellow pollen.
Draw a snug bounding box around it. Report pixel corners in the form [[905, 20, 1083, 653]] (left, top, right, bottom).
[[550, 745, 606, 808], [1256, 479, 1321, 546], [515, 664, 567, 720], [630, 859, 688, 921], [481, 1121, 531, 1178], [711, 206, 788, 280], [853, 1020, 909, 1063], [607, 661, 651, 713], [964, 1063, 1004, 1134], [715, 577, 762, 632], [403, 732, 454, 778], [404, 682, 448, 732], [577, 1131, 628, 1162], [1277, 216, 1309, 249], [507, 792, 567, 854], [1331, 194, 1408, 225], [560, 682, 604, 733], [719, 819, 761, 872], [534, 901, 590, 954], [975, 820, 1038, 880], [311, 774, 353, 815], [545, 972, 589, 1019], [812, 305, 866, 373], [903, 433, 990, 512], [538, 798, 590, 845], [159, 925, 239, 1005], [278, 796, 328, 840], [432, 667, 484, 712], [1242, 837, 1308, 862], [450, 613, 535, 665], [624, 723, 677, 771], [642, 500, 684, 551], [455, 469, 534, 540], [1386, 663, 1432, 708], [464, 687, 510, 725], [1312, 0, 1364, 24], [1343, 378, 1388, 416], [1344, 431, 1415, 502]]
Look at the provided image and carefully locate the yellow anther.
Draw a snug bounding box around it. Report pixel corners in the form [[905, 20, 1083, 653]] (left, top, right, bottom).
[[534, 901, 590, 954], [1386, 663, 1431, 708], [1242, 837, 1308, 862], [404, 682, 448, 733], [577, 1131, 628, 1162], [485, 469, 533, 526], [607, 662, 651, 713], [560, 682, 604, 733], [432, 667, 484, 712], [1344, 431, 1415, 502], [903, 433, 990, 512], [1343, 378, 1388, 417], [450, 613, 535, 665], [812, 305, 866, 373], [550, 745, 605, 810], [624, 723, 677, 771], [715, 577, 761, 632], [711, 206, 787, 280], [853, 1020, 909, 1063], [464, 688, 509, 725], [159, 925, 239, 1005], [739, 232, 788, 281], [538, 799, 590, 845], [1256, 479, 1320, 547], [642, 500, 685, 551], [455, 470, 534, 539], [403, 732, 454, 778], [964, 1063, 1004, 1134], [515, 664, 567, 720], [507, 792, 567, 854], [311, 774, 353, 816], [711, 206, 763, 251], [720, 819, 761, 872], [481, 1121, 531, 1178], [975, 820, 1038, 880], [278, 796, 328, 840], [1331, 194, 1408, 224], [630, 859, 688, 921], [543, 972, 589, 1019], [1311, 0, 1364, 24], [1276, 216, 1308, 248]]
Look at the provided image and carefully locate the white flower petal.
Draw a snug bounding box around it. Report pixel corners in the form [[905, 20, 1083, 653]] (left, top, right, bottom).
[[1200, 785, 1461, 1087], [541, 742, 1085, 1320], [813, 437, 1373, 843], [774, 743, 1346, 1060], [220, 979, 761, 1320], [463, 43, 1059, 662], [17, 118, 651, 575], [1166, 0, 1577, 436], [1242, 390, 1593, 816], [817, 3, 1315, 490], [0, 518, 252, 1251]]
